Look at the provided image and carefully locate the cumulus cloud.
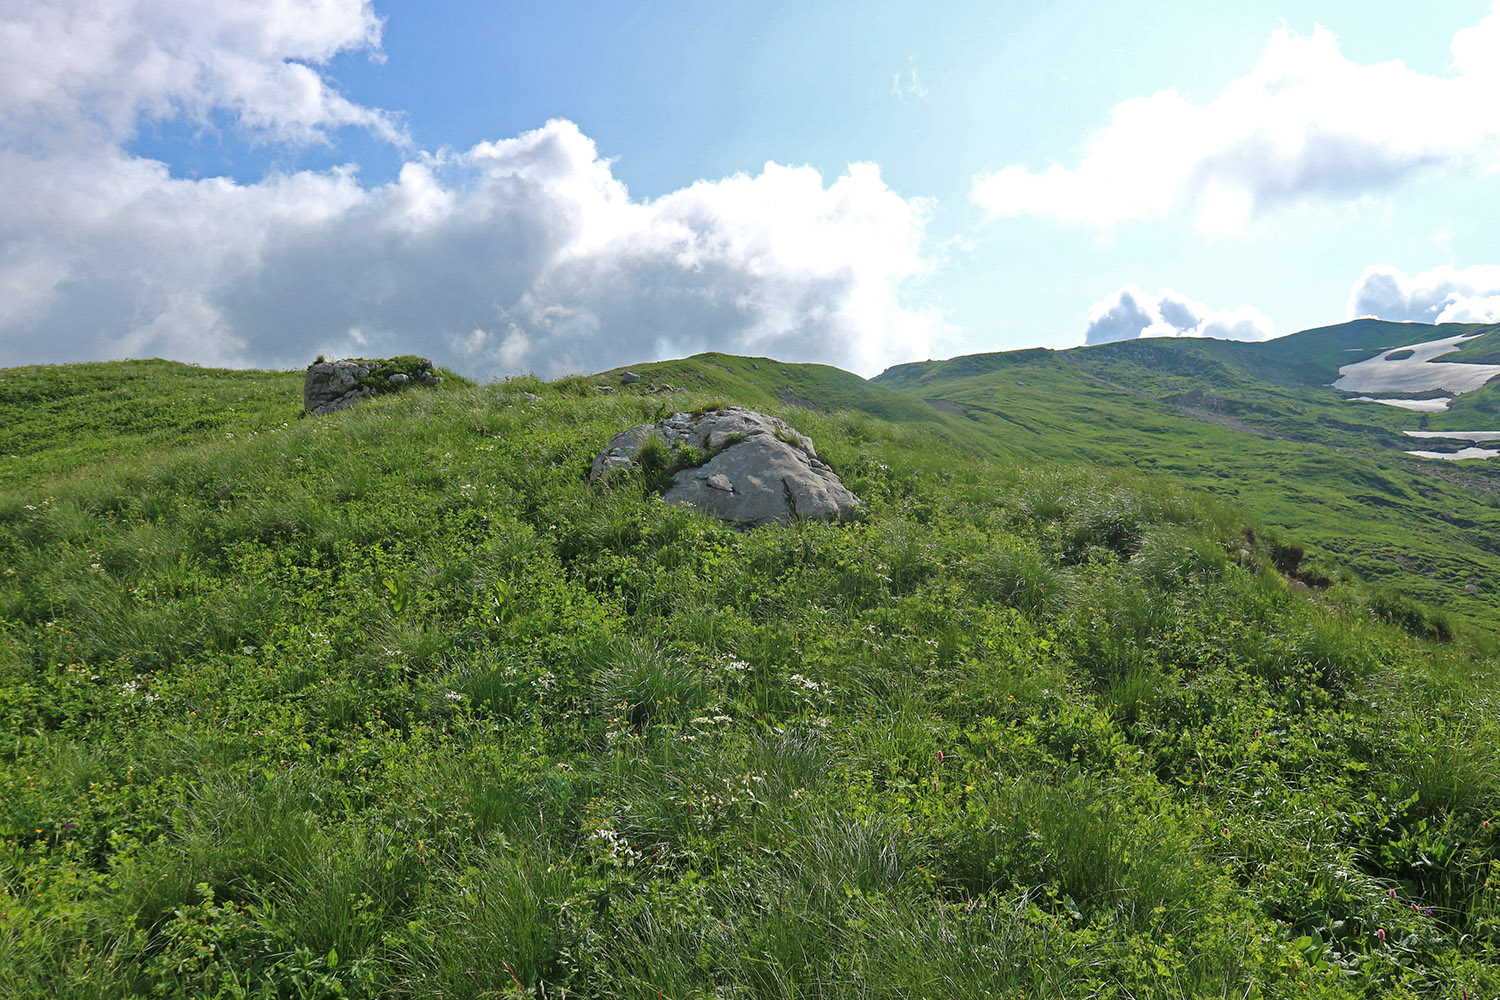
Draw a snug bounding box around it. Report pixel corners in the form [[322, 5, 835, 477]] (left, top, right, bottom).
[[1347, 264, 1500, 324], [0, 3, 943, 378], [1083, 285, 1275, 346], [0, 0, 397, 149], [0, 125, 940, 378], [972, 4, 1500, 234]]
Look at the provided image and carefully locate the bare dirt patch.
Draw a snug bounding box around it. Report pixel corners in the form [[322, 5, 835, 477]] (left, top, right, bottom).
[[924, 397, 967, 416]]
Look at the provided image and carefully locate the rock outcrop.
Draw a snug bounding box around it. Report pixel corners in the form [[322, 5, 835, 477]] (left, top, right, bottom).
[[591, 406, 858, 527], [304, 357, 443, 416]]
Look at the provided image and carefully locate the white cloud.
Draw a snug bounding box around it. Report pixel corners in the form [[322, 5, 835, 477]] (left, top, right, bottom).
[[973, 5, 1500, 234], [1083, 285, 1275, 346], [0, 4, 944, 378], [0, 0, 397, 150], [0, 123, 942, 378], [1347, 264, 1500, 324], [892, 57, 929, 102]]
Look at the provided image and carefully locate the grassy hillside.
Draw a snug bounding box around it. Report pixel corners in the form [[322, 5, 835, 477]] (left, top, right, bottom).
[[0, 361, 304, 487], [874, 326, 1500, 631], [1236, 319, 1500, 386], [592, 352, 991, 451], [2, 360, 1498, 997]]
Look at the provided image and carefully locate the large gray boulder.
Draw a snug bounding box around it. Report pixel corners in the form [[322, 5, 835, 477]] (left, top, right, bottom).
[[591, 406, 858, 527], [304, 357, 443, 415]]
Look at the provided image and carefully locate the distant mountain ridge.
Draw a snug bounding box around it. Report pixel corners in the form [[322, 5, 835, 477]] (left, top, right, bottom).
[[598, 320, 1500, 628], [868, 319, 1500, 628]]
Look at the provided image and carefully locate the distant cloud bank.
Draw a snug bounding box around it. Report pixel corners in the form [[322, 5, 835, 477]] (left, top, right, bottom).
[[973, 4, 1500, 234], [1348, 265, 1500, 325], [0, 2, 943, 378], [1083, 286, 1275, 346]]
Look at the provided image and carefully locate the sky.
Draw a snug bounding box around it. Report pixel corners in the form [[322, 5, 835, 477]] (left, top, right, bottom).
[[2, 1, 1499, 379]]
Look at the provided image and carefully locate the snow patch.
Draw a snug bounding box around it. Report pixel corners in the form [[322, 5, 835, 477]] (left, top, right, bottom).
[[1405, 447, 1500, 461], [1404, 430, 1500, 442], [1351, 396, 1452, 412], [1334, 334, 1500, 396]]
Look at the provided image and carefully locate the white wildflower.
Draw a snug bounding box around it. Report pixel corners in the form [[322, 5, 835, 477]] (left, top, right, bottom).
[[589, 825, 643, 868]]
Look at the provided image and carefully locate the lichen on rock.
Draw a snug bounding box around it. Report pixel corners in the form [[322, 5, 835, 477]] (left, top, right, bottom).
[[304, 356, 444, 415], [591, 405, 859, 527]]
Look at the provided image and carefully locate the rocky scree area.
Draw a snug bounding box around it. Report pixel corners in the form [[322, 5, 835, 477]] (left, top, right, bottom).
[[590, 405, 858, 527], [303, 356, 444, 415]]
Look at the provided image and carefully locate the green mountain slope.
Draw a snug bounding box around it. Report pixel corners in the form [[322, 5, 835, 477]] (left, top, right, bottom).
[[874, 322, 1500, 630], [592, 351, 993, 448], [0, 360, 304, 486], [1226, 318, 1500, 386], [3, 360, 1498, 996]]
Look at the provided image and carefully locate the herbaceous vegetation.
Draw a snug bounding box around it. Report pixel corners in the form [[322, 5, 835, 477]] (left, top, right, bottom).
[[872, 321, 1500, 633], [0, 359, 1498, 998]]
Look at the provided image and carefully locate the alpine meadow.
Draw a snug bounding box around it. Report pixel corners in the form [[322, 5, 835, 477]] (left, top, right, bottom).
[[3, 324, 1500, 998], [11, 0, 1500, 996]]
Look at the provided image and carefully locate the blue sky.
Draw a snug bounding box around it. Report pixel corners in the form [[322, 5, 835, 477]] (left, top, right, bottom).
[[2, 1, 1498, 377]]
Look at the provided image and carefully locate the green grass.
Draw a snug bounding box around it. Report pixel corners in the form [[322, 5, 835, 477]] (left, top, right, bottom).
[[872, 324, 1500, 631], [0, 360, 305, 486], [0, 360, 1498, 997]]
